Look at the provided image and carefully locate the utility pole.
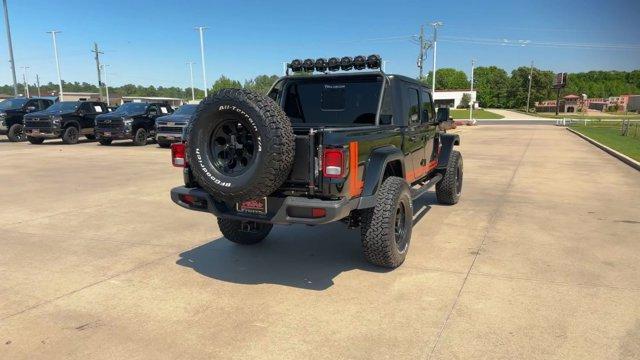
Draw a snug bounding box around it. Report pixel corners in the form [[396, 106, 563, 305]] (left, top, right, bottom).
[[20, 65, 29, 97], [47, 30, 64, 101], [36, 74, 41, 96], [430, 21, 443, 93], [2, 0, 18, 96], [101, 64, 110, 106], [92, 42, 104, 101], [415, 25, 431, 80], [526, 61, 534, 113], [187, 61, 195, 101], [470, 59, 475, 123], [195, 26, 208, 97]]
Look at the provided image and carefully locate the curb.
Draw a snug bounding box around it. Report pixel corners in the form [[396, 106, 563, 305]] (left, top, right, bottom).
[[566, 127, 640, 171]]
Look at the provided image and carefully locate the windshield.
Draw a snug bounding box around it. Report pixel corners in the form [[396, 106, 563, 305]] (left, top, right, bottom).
[[112, 102, 149, 114], [0, 98, 28, 110], [173, 104, 197, 115], [46, 101, 80, 112], [275, 76, 382, 126]]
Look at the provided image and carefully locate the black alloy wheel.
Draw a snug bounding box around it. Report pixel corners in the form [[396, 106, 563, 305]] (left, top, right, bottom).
[[210, 118, 256, 176]]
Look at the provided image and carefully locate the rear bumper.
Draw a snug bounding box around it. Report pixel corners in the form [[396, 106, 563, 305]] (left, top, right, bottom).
[[156, 132, 182, 142], [170, 186, 358, 225]]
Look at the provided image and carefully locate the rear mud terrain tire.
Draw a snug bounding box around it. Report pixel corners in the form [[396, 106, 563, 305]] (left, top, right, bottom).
[[27, 136, 45, 144], [218, 218, 273, 245], [62, 126, 79, 144], [360, 176, 413, 268], [436, 150, 463, 205], [99, 138, 113, 146], [133, 128, 148, 146], [7, 124, 25, 142], [186, 89, 295, 203]]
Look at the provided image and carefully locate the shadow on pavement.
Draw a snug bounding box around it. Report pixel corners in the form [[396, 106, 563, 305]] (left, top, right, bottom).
[[176, 193, 438, 291]]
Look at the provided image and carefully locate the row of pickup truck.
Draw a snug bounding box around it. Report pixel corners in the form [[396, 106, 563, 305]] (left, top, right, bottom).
[[0, 97, 196, 146]]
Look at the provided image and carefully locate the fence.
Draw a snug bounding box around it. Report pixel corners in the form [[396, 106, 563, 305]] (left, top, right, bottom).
[[555, 118, 640, 139]]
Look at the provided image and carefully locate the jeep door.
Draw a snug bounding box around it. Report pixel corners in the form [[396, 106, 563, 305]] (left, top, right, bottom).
[[420, 89, 438, 165], [403, 86, 430, 182]]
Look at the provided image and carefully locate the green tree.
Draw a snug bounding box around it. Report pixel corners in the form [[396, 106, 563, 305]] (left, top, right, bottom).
[[474, 66, 509, 108], [423, 68, 470, 90], [211, 75, 242, 94], [506, 67, 554, 109], [243, 75, 280, 95], [458, 93, 471, 109]]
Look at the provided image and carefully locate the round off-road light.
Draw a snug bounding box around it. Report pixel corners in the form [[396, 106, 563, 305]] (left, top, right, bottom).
[[366, 54, 381, 69], [353, 55, 366, 70], [340, 56, 353, 71], [289, 59, 302, 72], [327, 57, 340, 71], [302, 58, 315, 72], [314, 58, 328, 72]]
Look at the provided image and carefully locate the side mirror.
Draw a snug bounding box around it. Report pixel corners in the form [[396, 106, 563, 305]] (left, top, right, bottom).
[[436, 107, 450, 123], [148, 110, 158, 116]]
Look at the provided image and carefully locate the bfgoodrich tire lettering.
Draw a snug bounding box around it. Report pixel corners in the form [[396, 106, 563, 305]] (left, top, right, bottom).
[[186, 89, 294, 203]]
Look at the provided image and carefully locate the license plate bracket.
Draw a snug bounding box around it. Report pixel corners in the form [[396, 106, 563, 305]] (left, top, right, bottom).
[[236, 198, 267, 214]]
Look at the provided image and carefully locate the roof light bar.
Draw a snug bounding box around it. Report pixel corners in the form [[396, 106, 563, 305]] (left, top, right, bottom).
[[286, 54, 382, 74]]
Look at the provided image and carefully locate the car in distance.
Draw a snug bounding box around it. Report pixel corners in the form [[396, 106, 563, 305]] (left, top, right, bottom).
[[155, 104, 198, 148], [0, 97, 54, 142], [170, 55, 463, 269], [23, 101, 108, 144], [94, 102, 173, 146]]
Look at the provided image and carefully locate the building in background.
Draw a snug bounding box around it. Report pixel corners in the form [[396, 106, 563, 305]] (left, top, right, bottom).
[[120, 96, 184, 107], [535, 94, 640, 113], [432, 90, 477, 109]]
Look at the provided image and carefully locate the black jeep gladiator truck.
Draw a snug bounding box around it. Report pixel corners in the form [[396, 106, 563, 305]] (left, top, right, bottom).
[[170, 56, 462, 268], [0, 97, 54, 142], [95, 102, 173, 146], [155, 104, 197, 148], [23, 101, 108, 144]]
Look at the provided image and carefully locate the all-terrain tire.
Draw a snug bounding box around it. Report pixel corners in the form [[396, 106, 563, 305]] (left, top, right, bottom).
[[27, 136, 45, 144], [186, 88, 295, 203], [85, 134, 96, 140], [218, 218, 273, 245], [360, 176, 413, 268], [99, 138, 113, 146], [436, 150, 463, 205], [132, 128, 148, 146], [7, 123, 25, 142], [62, 126, 79, 144]]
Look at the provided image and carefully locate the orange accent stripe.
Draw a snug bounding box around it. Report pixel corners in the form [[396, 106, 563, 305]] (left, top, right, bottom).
[[406, 159, 438, 183], [349, 141, 363, 197]]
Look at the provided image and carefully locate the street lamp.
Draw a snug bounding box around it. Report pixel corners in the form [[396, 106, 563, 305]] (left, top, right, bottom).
[[430, 21, 443, 93], [195, 26, 208, 97], [46, 30, 64, 101], [187, 61, 195, 101]]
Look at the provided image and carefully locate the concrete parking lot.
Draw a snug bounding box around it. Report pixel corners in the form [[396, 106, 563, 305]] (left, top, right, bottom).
[[1, 126, 639, 360]]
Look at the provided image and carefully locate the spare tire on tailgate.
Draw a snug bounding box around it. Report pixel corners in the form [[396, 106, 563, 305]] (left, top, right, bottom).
[[186, 88, 295, 203]]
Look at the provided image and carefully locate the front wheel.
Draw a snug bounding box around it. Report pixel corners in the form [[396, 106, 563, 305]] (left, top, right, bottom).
[[85, 134, 96, 140], [62, 126, 79, 144], [218, 218, 273, 245], [7, 124, 25, 142], [360, 176, 413, 268], [436, 150, 463, 205], [27, 136, 45, 144], [132, 128, 148, 146], [157, 140, 171, 148], [99, 138, 113, 146]]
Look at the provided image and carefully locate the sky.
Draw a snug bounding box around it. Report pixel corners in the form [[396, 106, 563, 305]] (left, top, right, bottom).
[[2, 0, 639, 89]]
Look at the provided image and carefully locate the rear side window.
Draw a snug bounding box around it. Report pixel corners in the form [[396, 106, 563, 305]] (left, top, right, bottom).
[[379, 83, 393, 125], [407, 88, 420, 124], [421, 90, 434, 123]]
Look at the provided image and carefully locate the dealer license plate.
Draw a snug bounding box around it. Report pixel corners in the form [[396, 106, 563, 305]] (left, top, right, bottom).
[[236, 198, 267, 214]]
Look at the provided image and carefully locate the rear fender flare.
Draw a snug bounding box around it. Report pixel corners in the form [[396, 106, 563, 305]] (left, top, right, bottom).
[[361, 146, 405, 198]]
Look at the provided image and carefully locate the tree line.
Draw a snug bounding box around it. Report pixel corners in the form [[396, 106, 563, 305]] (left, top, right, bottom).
[[2, 68, 638, 109]]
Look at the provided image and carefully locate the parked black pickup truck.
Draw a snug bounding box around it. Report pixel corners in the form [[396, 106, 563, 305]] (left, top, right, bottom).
[[23, 101, 108, 144], [155, 104, 197, 148], [95, 102, 173, 146], [170, 56, 462, 268], [0, 97, 54, 142]]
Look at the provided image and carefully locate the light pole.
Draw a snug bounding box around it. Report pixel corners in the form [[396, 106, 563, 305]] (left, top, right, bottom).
[[470, 59, 475, 124], [20, 65, 29, 97], [2, 0, 18, 96], [101, 64, 110, 106], [36, 74, 41, 96], [187, 61, 195, 101], [526, 61, 534, 113], [430, 21, 443, 93], [47, 30, 64, 101], [195, 26, 208, 97]]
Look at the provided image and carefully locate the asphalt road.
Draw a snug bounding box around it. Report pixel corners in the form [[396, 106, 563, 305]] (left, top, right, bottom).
[[1, 127, 639, 360]]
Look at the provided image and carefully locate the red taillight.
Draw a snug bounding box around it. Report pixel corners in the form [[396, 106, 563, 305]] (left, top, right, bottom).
[[311, 208, 326, 218], [171, 143, 186, 168], [323, 148, 345, 178]]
